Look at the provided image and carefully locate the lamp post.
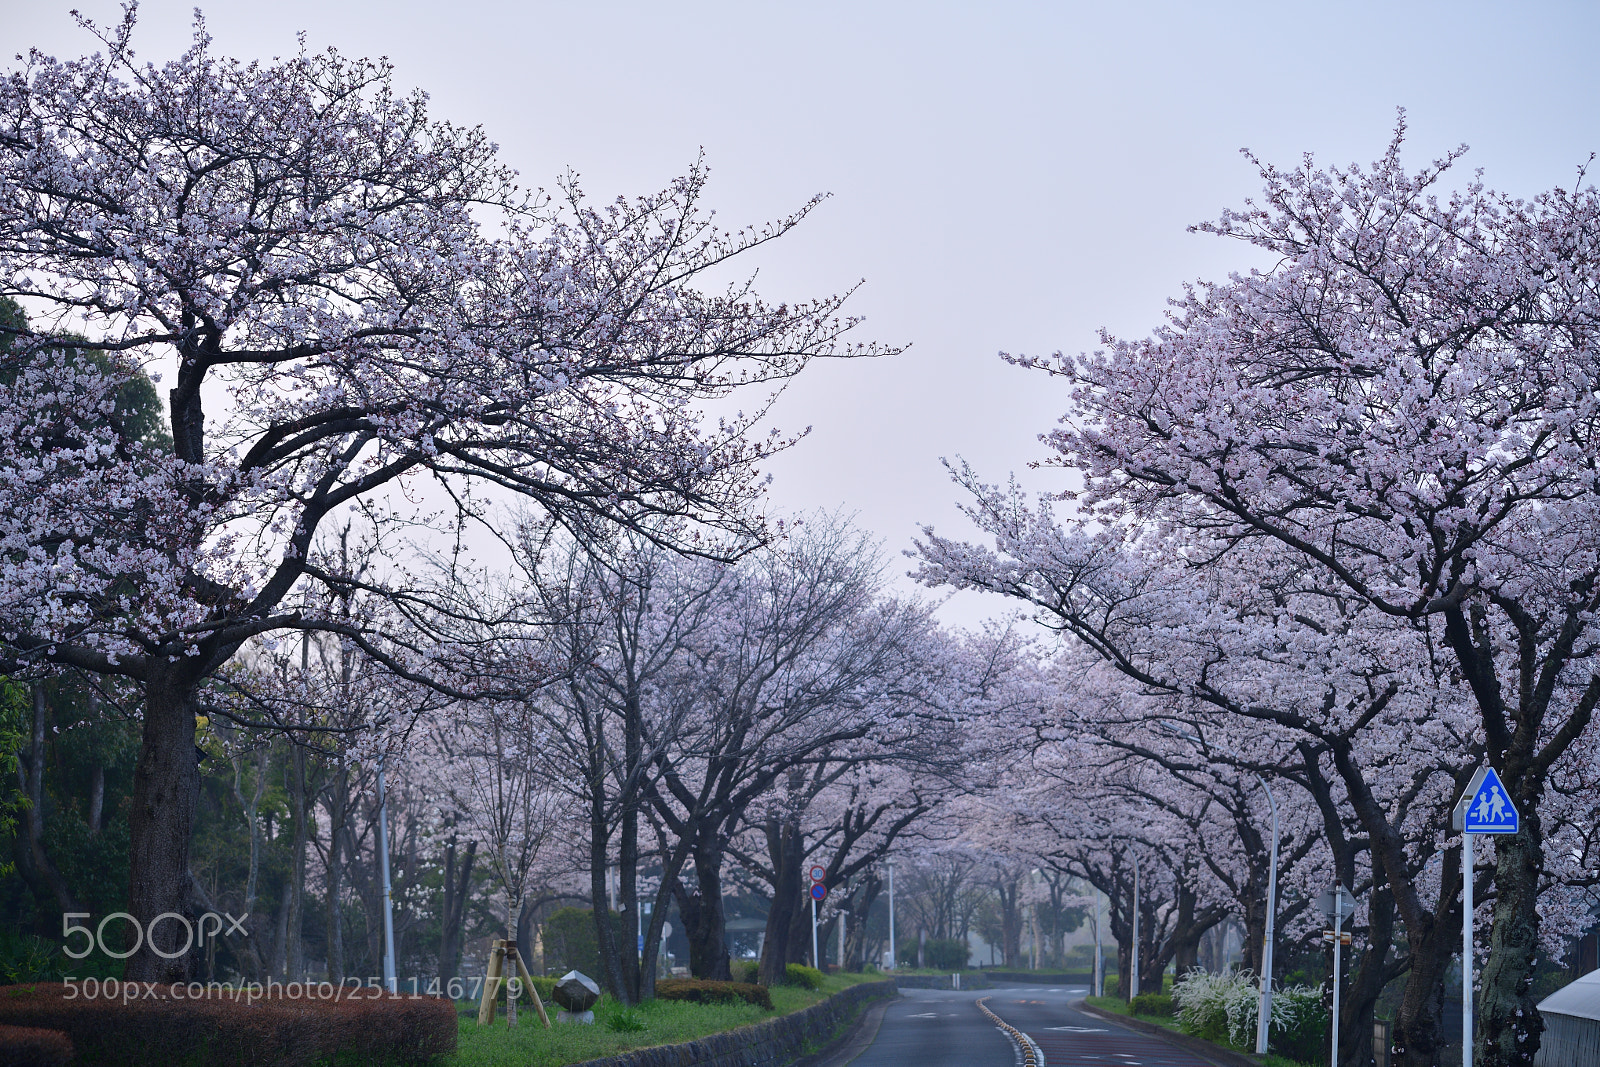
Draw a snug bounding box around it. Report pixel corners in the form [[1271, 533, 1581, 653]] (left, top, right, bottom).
[[1157, 722, 1279, 1055], [887, 860, 896, 971], [376, 752, 397, 994], [1093, 884, 1104, 997], [1129, 850, 1140, 998]]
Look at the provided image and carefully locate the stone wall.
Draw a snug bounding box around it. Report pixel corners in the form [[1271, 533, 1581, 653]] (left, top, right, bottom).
[[567, 979, 896, 1067]]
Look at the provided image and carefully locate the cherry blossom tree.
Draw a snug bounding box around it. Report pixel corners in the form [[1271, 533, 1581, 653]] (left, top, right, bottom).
[[0, 14, 877, 980], [645, 520, 943, 980], [918, 124, 1600, 1065]]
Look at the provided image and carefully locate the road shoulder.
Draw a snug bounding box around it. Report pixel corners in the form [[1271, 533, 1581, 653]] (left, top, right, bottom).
[[1073, 998, 1262, 1067]]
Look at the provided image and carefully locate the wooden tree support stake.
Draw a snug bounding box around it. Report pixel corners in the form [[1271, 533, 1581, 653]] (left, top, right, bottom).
[[476, 940, 505, 1026], [509, 944, 552, 1028]]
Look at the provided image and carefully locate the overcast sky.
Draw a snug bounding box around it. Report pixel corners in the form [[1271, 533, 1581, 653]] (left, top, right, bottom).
[[10, 0, 1600, 627]]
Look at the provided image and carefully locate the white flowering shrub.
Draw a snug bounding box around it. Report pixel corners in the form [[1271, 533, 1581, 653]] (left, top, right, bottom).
[[1172, 970, 1326, 1056]]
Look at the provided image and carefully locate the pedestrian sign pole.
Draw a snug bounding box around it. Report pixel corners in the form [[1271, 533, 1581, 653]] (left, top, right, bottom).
[[1454, 765, 1519, 1067], [808, 867, 828, 969]]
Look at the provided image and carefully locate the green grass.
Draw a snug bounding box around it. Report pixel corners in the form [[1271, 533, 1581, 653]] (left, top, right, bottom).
[[448, 973, 879, 1067], [1083, 995, 1316, 1067]]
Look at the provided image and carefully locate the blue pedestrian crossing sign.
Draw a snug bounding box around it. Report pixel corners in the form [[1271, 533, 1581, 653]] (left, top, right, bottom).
[[1456, 765, 1519, 834]]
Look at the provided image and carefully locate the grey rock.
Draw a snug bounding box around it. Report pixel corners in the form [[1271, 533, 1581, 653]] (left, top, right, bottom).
[[553, 969, 601, 1012]]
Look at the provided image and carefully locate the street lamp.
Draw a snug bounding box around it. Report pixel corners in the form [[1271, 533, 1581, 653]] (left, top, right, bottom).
[[886, 859, 896, 971], [1129, 849, 1140, 998], [376, 751, 397, 994], [1157, 722, 1279, 1056]]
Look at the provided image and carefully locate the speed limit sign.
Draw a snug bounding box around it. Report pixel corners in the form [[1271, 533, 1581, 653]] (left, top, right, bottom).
[[808, 865, 827, 883]]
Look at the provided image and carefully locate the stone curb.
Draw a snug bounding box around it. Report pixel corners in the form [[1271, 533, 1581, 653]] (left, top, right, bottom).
[[790, 994, 897, 1067], [565, 979, 898, 1067], [1073, 999, 1263, 1067]]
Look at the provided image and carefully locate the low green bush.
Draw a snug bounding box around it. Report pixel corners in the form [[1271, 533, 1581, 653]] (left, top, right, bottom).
[[1130, 992, 1174, 1017], [783, 964, 823, 990], [732, 960, 761, 984], [655, 978, 773, 1010]]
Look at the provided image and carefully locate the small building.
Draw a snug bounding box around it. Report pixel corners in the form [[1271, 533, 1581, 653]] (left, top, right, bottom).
[[1536, 968, 1600, 1067]]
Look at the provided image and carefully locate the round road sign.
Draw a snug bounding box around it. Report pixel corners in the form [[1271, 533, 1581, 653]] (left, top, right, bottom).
[[809, 882, 828, 902], [808, 865, 827, 883]]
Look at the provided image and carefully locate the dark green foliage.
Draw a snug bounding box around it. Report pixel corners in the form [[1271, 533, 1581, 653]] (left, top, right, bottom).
[[1270, 1005, 1329, 1063], [732, 959, 761, 984], [0, 679, 26, 877], [656, 978, 774, 1009], [1130, 992, 1174, 1017], [541, 907, 626, 979], [922, 938, 969, 971], [783, 963, 823, 990]]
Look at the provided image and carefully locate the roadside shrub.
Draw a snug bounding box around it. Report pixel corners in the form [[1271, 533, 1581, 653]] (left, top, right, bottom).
[[1265, 984, 1328, 1062], [923, 938, 969, 971], [1130, 992, 1174, 1018], [1171, 970, 1326, 1054], [655, 978, 773, 1010], [732, 960, 761, 984], [0, 1023, 73, 1067], [0, 982, 455, 1066], [783, 964, 823, 990]]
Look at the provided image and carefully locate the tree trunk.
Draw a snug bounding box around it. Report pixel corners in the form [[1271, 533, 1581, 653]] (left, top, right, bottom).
[[125, 677, 201, 982], [619, 791, 641, 1003], [287, 743, 307, 981], [325, 764, 348, 985], [14, 685, 82, 918], [588, 793, 626, 1001], [1340, 883, 1396, 1067], [1392, 912, 1451, 1067], [440, 833, 476, 988], [758, 817, 804, 985], [1477, 820, 1545, 1066], [676, 844, 731, 980]]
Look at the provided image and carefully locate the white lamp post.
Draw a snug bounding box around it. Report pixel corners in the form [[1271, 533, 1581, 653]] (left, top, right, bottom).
[[887, 860, 896, 971], [376, 753, 397, 994]]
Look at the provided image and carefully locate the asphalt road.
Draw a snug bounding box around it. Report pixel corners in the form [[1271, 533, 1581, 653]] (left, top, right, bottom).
[[845, 983, 1221, 1067]]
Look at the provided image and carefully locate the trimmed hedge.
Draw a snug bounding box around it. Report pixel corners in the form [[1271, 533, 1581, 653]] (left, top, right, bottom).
[[1130, 992, 1175, 1018], [654, 978, 773, 1010], [783, 964, 823, 989], [0, 982, 455, 1066], [0, 1023, 74, 1067]]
